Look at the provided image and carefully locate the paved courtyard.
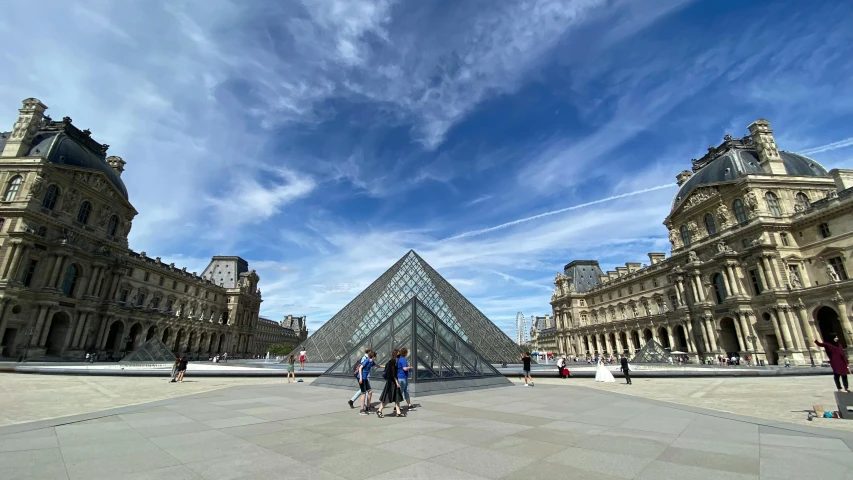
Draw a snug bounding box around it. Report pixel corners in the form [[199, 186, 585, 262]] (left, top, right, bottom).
[[3, 378, 853, 479]]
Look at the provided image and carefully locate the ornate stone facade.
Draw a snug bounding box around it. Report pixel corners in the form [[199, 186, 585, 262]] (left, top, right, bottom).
[[548, 119, 853, 365], [254, 315, 308, 354], [0, 98, 264, 360]]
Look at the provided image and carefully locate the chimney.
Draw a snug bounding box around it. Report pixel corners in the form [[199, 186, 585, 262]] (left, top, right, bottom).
[[748, 119, 786, 175], [648, 253, 666, 265], [2, 98, 48, 158], [829, 169, 853, 191], [106, 156, 126, 176]]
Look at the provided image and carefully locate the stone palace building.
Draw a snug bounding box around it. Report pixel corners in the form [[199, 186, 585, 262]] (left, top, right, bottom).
[[254, 315, 308, 355], [548, 119, 853, 365], [0, 98, 271, 360]]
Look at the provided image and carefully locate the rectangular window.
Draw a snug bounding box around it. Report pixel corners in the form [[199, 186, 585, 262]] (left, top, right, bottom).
[[214, 294, 217, 301], [640, 283, 645, 291], [21, 259, 38, 287], [143, 272, 150, 282], [652, 278, 658, 287], [669, 295, 678, 309], [780, 233, 790, 246], [0, 218, 5, 232], [742, 239, 750, 249], [628, 286, 633, 294], [184, 284, 189, 293], [749, 269, 763, 295], [618, 290, 622, 297], [119, 289, 129, 304], [159, 276, 164, 286], [819, 223, 831, 238], [136, 294, 145, 306], [829, 257, 849, 280], [166, 300, 174, 312], [172, 280, 177, 289]]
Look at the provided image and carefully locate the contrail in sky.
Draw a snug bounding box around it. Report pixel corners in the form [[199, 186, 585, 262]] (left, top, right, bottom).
[[441, 183, 677, 242], [800, 137, 853, 155]]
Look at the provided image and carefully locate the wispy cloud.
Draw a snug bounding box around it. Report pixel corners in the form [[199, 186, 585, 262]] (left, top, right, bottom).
[[800, 137, 853, 156]]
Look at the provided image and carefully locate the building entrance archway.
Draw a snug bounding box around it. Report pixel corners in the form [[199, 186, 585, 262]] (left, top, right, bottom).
[[126, 323, 143, 352], [45, 312, 72, 356], [619, 332, 629, 354], [658, 328, 671, 349], [763, 333, 780, 365], [643, 329, 653, 343], [174, 329, 185, 353], [632, 331, 641, 349], [675, 325, 688, 351], [816, 306, 846, 346], [146, 325, 158, 342], [105, 320, 124, 357], [719, 318, 740, 355]]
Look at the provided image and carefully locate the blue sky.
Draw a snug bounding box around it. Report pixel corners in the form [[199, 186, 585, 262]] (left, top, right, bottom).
[[1, 0, 852, 338]]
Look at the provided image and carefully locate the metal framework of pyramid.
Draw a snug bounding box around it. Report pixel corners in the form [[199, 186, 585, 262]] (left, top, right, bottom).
[[290, 250, 521, 363], [120, 336, 176, 363], [630, 339, 669, 364], [312, 297, 511, 395]]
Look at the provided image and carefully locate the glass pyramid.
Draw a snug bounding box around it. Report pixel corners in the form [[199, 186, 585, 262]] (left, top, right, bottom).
[[120, 336, 176, 363], [323, 298, 504, 381], [291, 250, 521, 363], [630, 339, 669, 363]]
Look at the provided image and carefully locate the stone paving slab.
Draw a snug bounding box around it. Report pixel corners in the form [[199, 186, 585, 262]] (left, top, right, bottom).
[[3, 380, 853, 478]]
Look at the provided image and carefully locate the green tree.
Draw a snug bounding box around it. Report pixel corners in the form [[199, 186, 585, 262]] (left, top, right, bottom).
[[268, 342, 296, 357]]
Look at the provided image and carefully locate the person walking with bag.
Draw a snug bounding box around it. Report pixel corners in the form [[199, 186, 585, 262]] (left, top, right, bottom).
[[377, 349, 404, 418], [397, 348, 415, 410], [356, 351, 379, 415], [620, 354, 631, 385], [815, 334, 850, 392]]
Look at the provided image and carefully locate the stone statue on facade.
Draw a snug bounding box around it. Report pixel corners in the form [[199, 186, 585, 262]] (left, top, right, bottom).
[[687, 220, 699, 237], [744, 191, 759, 214], [789, 269, 803, 289], [716, 202, 729, 225], [826, 264, 840, 283], [687, 251, 699, 263], [669, 228, 680, 248], [28, 173, 45, 198]]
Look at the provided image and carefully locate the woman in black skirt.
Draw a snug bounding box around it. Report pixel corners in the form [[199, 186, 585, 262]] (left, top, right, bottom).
[[377, 349, 404, 418]]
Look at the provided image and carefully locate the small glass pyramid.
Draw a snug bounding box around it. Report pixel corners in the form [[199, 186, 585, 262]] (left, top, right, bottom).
[[120, 336, 177, 363], [322, 297, 504, 383], [630, 339, 670, 363], [290, 250, 520, 364]]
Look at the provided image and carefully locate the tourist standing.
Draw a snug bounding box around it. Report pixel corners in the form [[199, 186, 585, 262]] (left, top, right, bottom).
[[521, 352, 533, 386], [620, 355, 631, 385], [170, 357, 180, 383], [287, 354, 296, 383], [348, 349, 373, 408], [815, 335, 850, 392], [377, 349, 403, 418], [595, 357, 616, 382], [356, 351, 379, 415], [176, 355, 188, 383], [299, 346, 307, 371], [397, 348, 415, 409]]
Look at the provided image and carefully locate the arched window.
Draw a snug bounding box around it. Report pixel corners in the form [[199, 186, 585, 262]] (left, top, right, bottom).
[[795, 192, 810, 210], [3, 176, 23, 202], [712, 273, 728, 304], [42, 185, 59, 210], [60, 264, 79, 297], [704, 213, 716, 236], [107, 215, 118, 236], [76, 201, 92, 224], [732, 199, 747, 223], [679, 225, 691, 247], [765, 191, 782, 217]]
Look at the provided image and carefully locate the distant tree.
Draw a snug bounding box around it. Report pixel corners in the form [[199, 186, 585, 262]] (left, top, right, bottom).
[[268, 342, 296, 357]]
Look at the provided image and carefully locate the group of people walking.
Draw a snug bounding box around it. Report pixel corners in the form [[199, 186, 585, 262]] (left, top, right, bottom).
[[348, 348, 415, 417]]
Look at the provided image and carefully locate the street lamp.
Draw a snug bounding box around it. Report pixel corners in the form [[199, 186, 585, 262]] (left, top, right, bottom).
[[21, 328, 36, 362]]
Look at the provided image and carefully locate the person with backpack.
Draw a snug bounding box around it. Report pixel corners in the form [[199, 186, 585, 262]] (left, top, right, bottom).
[[355, 351, 379, 415], [377, 349, 403, 418], [397, 348, 415, 410], [348, 348, 372, 409]]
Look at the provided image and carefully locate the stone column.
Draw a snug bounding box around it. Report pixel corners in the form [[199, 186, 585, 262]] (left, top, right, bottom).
[[0, 299, 10, 350], [762, 257, 778, 289], [705, 318, 719, 351], [783, 307, 804, 350], [38, 309, 56, 346], [738, 313, 753, 353], [755, 262, 769, 292], [8, 243, 29, 282], [72, 312, 89, 348], [774, 309, 793, 350], [698, 318, 711, 352], [32, 304, 51, 346], [726, 265, 741, 296], [0, 242, 19, 280], [795, 301, 818, 356], [768, 311, 785, 353], [732, 317, 746, 351], [833, 294, 853, 345], [675, 278, 685, 306], [684, 321, 697, 352], [86, 267, 101, 296], [720, 270, 732, 298], [96, 315, 110, 349], [615, 332, 623, 354], [48, 254, 66, 289], [666, 326, 676, 350]]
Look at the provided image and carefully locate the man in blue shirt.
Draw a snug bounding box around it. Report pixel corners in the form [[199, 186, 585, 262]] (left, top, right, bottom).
[[397, 348, 415, 410], [356, 351, 379, 415], [348, 348, 372, 409]]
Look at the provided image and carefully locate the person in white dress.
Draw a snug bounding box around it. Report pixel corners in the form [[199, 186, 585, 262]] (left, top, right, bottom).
[[595, 357, 616, 382]]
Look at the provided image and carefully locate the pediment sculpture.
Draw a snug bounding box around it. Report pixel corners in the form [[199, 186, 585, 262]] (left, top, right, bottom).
[[682, 187, 718, 210]]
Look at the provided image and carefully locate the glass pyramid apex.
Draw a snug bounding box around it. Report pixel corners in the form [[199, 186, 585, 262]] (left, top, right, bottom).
[[291, 250, 520, 363], [630, 339, 670, 363], [121, 336, 177, 363], [323, 297, 504, 381]]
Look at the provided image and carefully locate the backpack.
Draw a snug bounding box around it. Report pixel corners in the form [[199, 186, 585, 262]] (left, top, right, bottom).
[[352, 356, 369, 377]]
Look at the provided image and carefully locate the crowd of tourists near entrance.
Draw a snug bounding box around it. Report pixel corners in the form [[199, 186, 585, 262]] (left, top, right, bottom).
[[347, 348, 415, 417]]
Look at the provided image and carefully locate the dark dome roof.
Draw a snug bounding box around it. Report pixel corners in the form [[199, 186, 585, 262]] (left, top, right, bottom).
[[671, 149, 827, 210], [0, 129, 128, 199]]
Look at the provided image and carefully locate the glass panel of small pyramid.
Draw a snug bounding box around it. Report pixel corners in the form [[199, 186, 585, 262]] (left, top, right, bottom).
[[121, 336, 176, 362], [322, 298, 502, 382], [630, 339, 669, 363], [291, 250, 520, 363]]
